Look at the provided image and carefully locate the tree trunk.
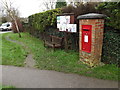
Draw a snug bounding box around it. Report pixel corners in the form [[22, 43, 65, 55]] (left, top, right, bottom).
[[14, 19, 21, 38]]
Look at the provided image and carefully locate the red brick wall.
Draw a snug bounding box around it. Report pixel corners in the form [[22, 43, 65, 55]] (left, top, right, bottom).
[[79, 19, 104, 66]]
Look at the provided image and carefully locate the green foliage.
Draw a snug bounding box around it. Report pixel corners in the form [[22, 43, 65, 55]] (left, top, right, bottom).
[[96, 2, 120, 30], [101, 29, 120, 66], [28, 8, 62, 32], [1, 17, 7, 23], [55, 0, 67, 8], [96, 2, 120, 66], [0, 84, 15, 89]]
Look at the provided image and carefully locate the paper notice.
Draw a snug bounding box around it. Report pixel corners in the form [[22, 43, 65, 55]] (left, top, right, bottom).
[[57, 24, 60, 29], [84, 35, 88, 42], [66, 24, 77, 33]]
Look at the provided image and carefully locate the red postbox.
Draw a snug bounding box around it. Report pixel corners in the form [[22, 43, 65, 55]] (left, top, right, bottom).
[[82, 25, 92, 53]]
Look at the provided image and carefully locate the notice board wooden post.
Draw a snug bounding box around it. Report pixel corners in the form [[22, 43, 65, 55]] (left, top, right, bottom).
[[64, 32, 68, 51], [64, 13, 75, 51]]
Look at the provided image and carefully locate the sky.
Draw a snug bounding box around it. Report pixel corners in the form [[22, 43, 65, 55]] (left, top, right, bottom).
[[0, 0, 80, 18], [0, 0, 42, 18], [13, 0, 43, 18], [4, 0, 61, 18], [0, 0, 77, 18], [1, 0, 118, 18]]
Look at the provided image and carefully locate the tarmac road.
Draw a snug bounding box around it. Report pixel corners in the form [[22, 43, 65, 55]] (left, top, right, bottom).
[[0, 65, 119, 88], [0, 31, 12, 34]]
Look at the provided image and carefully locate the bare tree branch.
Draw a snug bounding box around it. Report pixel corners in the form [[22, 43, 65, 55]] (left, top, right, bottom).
[[1, 0, 21, 38], [41, 0, 56, 11]]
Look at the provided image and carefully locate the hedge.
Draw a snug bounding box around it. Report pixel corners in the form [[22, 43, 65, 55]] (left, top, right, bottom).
[[28, 8, 62, 32], [96, 2, 120, 66], [101, 28, 120, 67], [96, 2, 120, 30]]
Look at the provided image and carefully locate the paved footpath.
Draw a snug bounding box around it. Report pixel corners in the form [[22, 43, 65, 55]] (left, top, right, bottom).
[[0, 65, 119, 88]]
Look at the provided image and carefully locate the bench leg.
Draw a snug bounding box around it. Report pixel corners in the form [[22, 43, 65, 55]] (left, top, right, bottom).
[[60, 46, 62, 50], [53, 44, 55, 51], [43, 41, 45, 47]]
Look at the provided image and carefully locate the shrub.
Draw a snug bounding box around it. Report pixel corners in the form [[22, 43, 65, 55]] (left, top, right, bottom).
[[28, 8, 62, 32], [96, 2, 120, 30], [62, 2, 99, 20], [96, 2, 120, 66], [55, 0, 67, 8], [101, 27, 120, 66]]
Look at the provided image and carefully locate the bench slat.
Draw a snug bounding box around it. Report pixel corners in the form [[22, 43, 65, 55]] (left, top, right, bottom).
[[44, 35, 63, 49]]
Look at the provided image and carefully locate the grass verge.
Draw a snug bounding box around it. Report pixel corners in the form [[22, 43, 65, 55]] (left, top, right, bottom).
[[1, 33, 28, 66], [0, 84, 15, 89], [0, 34, 2, 65], [6, 32, 119, 81]]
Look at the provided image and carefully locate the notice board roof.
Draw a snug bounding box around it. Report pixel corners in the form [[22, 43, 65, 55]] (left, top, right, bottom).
[[57, 13, 74, 16]]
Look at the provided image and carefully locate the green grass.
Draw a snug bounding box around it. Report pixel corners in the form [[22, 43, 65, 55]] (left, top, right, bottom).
[[1, 33, 28, 66], [4, 32, 119, 81], [0, 84, 15, 89], [0, 85, 2, 89], [0, 34, 2, 65]]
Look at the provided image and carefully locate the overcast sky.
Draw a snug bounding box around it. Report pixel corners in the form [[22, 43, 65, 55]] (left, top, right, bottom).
[[1, 0, 118, 18], [13, 0, 43, 17], [0, 0, 46, 17]]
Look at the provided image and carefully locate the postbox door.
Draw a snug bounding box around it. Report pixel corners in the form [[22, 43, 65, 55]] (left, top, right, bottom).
[[82, 25, 92, 53]]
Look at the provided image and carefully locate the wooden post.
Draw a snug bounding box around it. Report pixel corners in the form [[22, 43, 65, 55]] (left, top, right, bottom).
[[64, 32, 68, 51]]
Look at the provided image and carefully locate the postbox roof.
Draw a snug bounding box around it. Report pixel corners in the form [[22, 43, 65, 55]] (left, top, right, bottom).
[[77, 13, 107, 19]]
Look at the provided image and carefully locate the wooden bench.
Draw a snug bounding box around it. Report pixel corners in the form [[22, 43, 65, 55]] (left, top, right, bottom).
[[43, 35, 63, 50]]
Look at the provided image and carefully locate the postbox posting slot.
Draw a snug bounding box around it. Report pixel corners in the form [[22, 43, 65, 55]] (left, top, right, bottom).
[[82, 25, 92, 53], [83, 29, 89, 31]]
